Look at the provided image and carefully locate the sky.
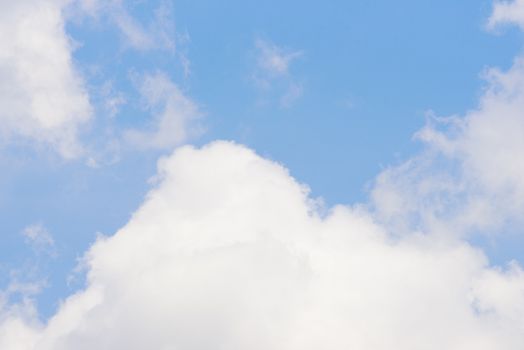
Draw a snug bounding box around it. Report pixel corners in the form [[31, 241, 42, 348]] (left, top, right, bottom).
[[1, 0, 524, 349]]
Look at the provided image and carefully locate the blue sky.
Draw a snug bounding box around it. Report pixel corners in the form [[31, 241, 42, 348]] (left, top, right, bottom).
[[2, 0, 524, 348]]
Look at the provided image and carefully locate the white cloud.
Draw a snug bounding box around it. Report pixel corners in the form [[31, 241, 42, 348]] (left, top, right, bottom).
[[0, 0, 92, 158], [76, 0, 177, 52], [0, 141, 523, 349], [488, 0, 524, 30], [75, 0, 107, 17], [280, 82, 304, 108], [0, 288, 41, 350], [2, 1, 524, 349], [21, 223, 55, 256], [253, 39, 304, 107], [99, 80, 126, 119], [255, 38, 302, 77], [0, 274, 47, 350], [371, 56, 524, 237], [0, 0, 191, 159], [124, 72, 202, 150]]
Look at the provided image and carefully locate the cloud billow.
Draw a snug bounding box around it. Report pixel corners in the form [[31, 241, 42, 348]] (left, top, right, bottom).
[[0, 141, 523, 349]]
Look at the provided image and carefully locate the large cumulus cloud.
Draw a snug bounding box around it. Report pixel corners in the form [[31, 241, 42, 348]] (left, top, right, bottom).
[[1, 141, 523, 349]]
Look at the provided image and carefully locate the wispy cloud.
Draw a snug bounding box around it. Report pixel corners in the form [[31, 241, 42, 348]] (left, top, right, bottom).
[[21, 223, 55, 257], [252, 38, 304, 107], [76, 0, 178, 52], [124, 71, 202, 150], [488, 0, 524, 30], [371, 56, 524, 238], [114, 2, 176, 52], [255, 38, 303, 77]]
